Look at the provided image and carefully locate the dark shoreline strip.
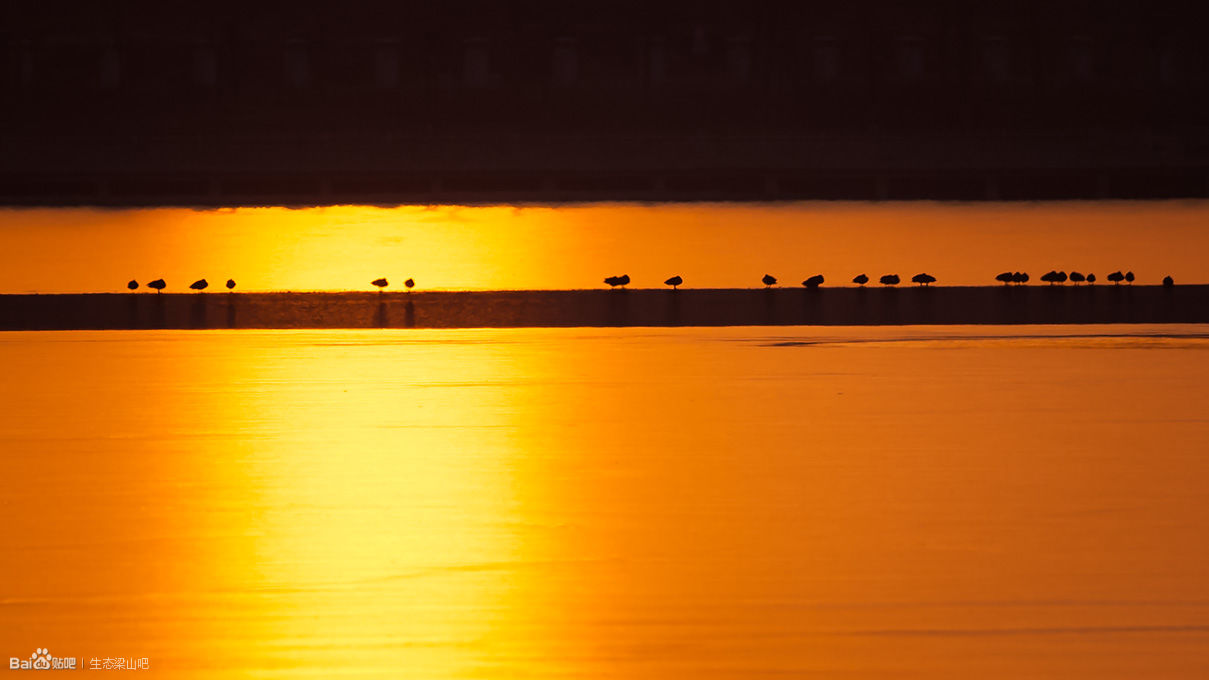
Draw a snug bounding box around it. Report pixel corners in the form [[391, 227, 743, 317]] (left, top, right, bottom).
[[1, 287, 1207, 331]]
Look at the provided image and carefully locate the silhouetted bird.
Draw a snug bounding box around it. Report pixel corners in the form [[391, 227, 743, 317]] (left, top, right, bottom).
[[1069, 271, 1085, 284], [664, 275, 683, 290], [604, 275, 630, 289], [1163, 275, 1174, 287], [404, 278, 415, 291], [1012, 272, 1029, 285], [1086, 273, 1096, 284], [911, 273, 936, 287], [802, 274, 824, 289], [148, 279, 166, 293], [762, 274, 777, 288], [372, 277, 389, 291], [996, 272, 1013, 285], [1040, 270, 1067, 285], [190, 279, 208, 291], [1107, 271, 1125, 285], [853, 273, 869, 286], [879, 274, 900, 286], [1125, 271, 1135, 285], [127, 280, 138, 291], [226, 279, 236, 290]]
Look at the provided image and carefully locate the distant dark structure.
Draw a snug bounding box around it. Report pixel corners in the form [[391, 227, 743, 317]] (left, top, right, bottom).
[[2, 0, 1208, 207], [1163, 275, 1174, 287], [911, 273, 936, 286], [404, 278, 415, 291], [226, 278, 236, 290], [147, 278, 166, 293], [803, 274, 824, 288], [372, 277, 389, 291], [762, 274, 777, 288], [996, 272, 1013, 285], [190, 278, 208, 291], [127, 279, 138, 291], [879, 274, 900, 286], [1108, 271, 1125, 284], [7, 286, 1209, 330], [1086, 273, 1096, 284], [604, 274, 630, 288], [1069, 271, 1085, 284], [853, 274, 869, 286], [664, 275, 683, 289], [1125, 271, 1135, 284], [1012, 272, 1029, 285]]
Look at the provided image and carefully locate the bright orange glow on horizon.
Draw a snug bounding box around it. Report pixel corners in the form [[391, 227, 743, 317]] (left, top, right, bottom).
[[1, 202, 1208, 293]]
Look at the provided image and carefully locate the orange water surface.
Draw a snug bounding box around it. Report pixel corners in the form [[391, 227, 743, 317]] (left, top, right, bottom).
[[2, 326, 1208, 678]]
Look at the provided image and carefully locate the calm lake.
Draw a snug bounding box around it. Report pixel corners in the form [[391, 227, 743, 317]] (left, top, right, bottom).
[[2, 325, 1209, 677]]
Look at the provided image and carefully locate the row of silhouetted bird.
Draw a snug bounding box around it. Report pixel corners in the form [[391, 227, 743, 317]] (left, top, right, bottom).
[[124, 277, 418, 292], [603, 271, 1174, 289], [127, 278, 235, 292], [990, 270, 1171, 286], [605, 273, 936, 289], [122, 270, 1175, 292], [1004, 270, 1147, 285]]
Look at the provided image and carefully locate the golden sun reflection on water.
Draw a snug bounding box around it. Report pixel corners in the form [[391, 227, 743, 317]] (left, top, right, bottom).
[[191, 335, 538, 676], [1, 202, 1209, 293]]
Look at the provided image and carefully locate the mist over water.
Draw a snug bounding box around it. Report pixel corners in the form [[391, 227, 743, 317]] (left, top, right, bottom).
[[2, 326, 1208, 678], [1, 201, 1207, 293]]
